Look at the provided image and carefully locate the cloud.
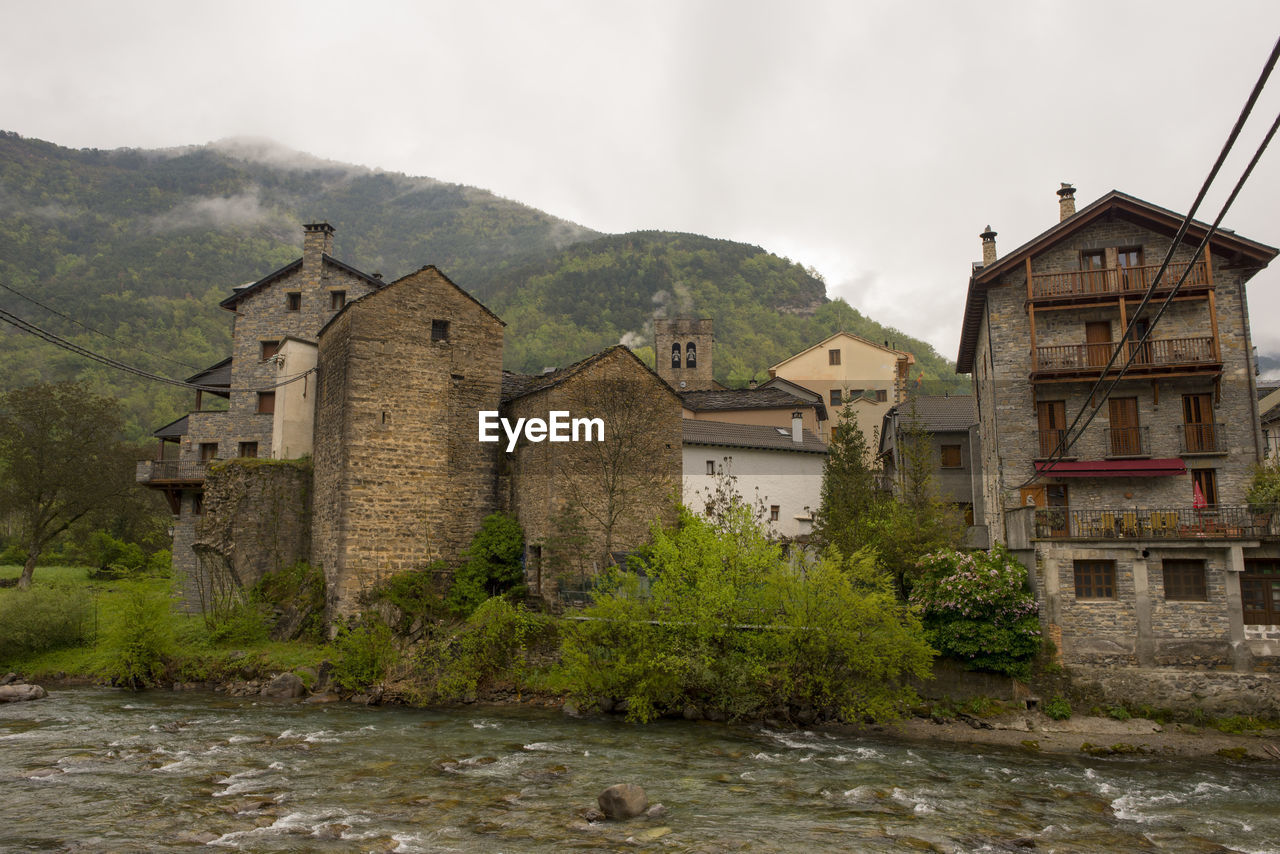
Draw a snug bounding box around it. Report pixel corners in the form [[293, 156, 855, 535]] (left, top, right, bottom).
[[148, 190, 279, 233]]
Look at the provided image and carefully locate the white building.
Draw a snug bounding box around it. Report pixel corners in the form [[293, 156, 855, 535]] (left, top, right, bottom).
[[682, 418, 827, 540]]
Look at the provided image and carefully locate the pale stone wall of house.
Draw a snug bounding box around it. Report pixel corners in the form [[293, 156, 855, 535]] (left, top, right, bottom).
[[503, 349, 683, 601], [312, 267, 504, 620], [271, 339, 318, 459], [682, 444, 824, 539]]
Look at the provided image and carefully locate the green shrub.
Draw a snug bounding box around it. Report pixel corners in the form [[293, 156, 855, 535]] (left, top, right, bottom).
[[83, 532, 147, 580], [910, 545, 1041, 678], [145, 549, 172, 577], [433, 598, 552, 700], [329, 614, 399, 693], [0, 583, 94, 662], [252, 561, 326, 643], [103, 586, 173, 688], [205, 597, 271, 645], [1107, 705, 1132, 721], [0, 542, 27, 567], [447, 513, 526, 617], [375, 564, 448, 638], [558, 505, 933, 723], [1246, 460, 1280, 513], [1044, 696, 1072, 720]]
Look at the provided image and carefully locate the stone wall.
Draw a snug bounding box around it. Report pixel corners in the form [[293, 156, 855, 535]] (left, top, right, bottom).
[[190, 458, 312, 613], [654, 317, 715, 391], [1068, 666, 1279, 717], [503, 348, 683, 601], [312, 267, 504, 619]]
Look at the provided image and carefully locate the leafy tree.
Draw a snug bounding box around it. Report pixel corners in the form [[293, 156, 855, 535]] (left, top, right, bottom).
[[0, 381, 134, 587], [910, 545, 1041, 677], [446, 512, 526, 616]]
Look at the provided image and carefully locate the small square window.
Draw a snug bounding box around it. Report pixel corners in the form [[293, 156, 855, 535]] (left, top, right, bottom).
[[1163, 559, 1208, 601], [330, 290, 346, 310], [829, 349, 841, 366], [941, 445, 962, 468], [199, 443, 218, 461], [239, 442, 258, 459], [432, 319, 450, 342], [286, 292, 301, 311], [770, 505, 780, 522], [874, 389, 888, 402], [261, 340, 280, 361], [257, 391, 275, 414], [1074, 559, 1116, 599], [830, 389, 843, 406], [706, 460, 716, 475]]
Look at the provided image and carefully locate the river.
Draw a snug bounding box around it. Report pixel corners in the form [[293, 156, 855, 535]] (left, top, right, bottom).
[[1, 688, 1277, 852]]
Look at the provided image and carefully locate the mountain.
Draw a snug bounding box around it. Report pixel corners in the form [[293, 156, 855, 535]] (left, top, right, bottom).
[[0, 132, 964, 440]]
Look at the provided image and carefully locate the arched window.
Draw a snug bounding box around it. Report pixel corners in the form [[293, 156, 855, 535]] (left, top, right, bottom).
[[671, 342, 682, 369], [686, 342, 697, 368]]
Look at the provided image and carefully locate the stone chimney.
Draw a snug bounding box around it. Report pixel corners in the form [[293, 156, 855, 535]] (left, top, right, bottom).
[[791, 411, 803, 444], [303, 222, 334, 271], [1057, 183, 1076, 222], [980, 226, 997, 267]]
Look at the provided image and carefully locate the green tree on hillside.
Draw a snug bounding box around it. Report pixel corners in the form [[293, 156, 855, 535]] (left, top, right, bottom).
[[0, 382, 133, 587]]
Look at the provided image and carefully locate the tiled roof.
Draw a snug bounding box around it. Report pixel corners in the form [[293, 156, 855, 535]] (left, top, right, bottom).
[[219, 255, 385, 310], [152, 414, 189, 440], [679, 387, 813, 412], [888, 395, 977, 432], [682, 419, 827, 454], [500, 345, 679, 404], [186, 357, 232, 388]]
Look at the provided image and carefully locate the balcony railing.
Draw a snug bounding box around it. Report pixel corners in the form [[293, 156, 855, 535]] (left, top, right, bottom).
[[1034, 336, 1217, 374], [1030, 260, 1210, 300], [136, 459, 209, 485], [1180, 423, 1224, 454], [1033, 505, 1277, 540], [1105, 426, 1149, 457], [1037, 428, 1068, 458]]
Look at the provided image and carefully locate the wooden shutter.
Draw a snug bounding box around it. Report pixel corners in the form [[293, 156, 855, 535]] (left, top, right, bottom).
[[1108, 397, 1140, 455], [1086, 321, 1112, 367]]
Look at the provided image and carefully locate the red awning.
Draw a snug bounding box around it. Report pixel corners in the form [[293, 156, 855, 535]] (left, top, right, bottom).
[[1034, 459, 1187, 478]]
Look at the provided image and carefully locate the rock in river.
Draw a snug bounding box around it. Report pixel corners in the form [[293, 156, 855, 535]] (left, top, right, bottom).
[[598, 783, 648, 820], [0, 683, 47, 703]]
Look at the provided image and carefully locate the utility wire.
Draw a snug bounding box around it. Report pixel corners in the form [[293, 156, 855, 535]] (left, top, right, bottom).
[[0, 305, 313, 394], [1008, 36, 1280, 493]]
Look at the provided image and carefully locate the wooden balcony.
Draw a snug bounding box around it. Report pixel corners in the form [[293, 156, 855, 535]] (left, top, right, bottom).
[[1029, 260, 1210, 304], [136, 459, 209, 486], [1180, 423, 1225, 455], [1032, 336, 1219, 380], [1034, 505, 1276, 540]]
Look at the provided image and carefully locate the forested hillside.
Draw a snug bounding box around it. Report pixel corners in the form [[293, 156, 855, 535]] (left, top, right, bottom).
[[0, 132, 964, 441]]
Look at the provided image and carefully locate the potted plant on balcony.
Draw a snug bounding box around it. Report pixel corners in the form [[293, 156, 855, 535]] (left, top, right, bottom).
[[1246, 459, 1280, 532]]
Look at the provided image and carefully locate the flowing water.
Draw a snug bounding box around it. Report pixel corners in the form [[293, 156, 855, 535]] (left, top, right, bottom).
[[2, 688, 1278, 853]]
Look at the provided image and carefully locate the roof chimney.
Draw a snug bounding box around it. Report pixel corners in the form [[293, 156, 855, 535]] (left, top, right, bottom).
[[791, 411, 803, 444], [1057, 183, 1076, 221], [303, 222, 334, 271], [980, 226, 997, 267]]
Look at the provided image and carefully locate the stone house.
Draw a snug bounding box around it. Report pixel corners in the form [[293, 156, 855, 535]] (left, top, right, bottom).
[[140, 225, 682, 618], [878, 394, 987, 548], [682, 417, 827, 541], [768, 331, 914, 444], [958, 185, 1279, 670]]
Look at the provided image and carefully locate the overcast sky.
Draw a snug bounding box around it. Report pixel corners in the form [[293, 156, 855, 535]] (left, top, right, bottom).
[[3, 1, 1278, 364]]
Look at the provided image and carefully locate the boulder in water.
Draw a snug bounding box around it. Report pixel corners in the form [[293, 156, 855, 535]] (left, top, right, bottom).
[[598, 783, 648, 820], [260, 673, 306, 700], [0, 683, 47, 703]]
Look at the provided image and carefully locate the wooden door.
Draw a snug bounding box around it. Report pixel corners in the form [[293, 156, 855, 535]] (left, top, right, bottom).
[[1082, 250, 1107, 293], [1117, 247, 1144, 291], [1086, 321, 1112, 367], [1036, 400, 1066, 457], [1182, 393, 1214, 452], [1108, 397, 1141, 456]]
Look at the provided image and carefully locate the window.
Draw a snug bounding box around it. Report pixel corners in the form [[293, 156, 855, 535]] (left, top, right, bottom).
[[940, 444, 962, 468], [1081, 249, 1108, 293], [1036, 400, 1066, 457], [770, 505, 780, 522], [261, 340, 280, 361], [670, 343, 681, 369], [1117, 247, 1145, 290], [686, 342, 697, 368], [830, 388, 842, 406], [874, 389, 888, 402], [1163, 559, 1207, 601], [257, 392, 275, 414], [238, 442, 258, 459], [829, 349, 841, 366], [1182, 393, 1216, 452], [1242, 559, 1280, 625], [706, 460, 716, 475], [1074, 560, 1116, 599], [199, 442, 218, 461], [957, 502, 975, 526], [1086, 321, 1111, 367], [1191, 468, 1218, 507], [286, 292, 301, 311], [431, 319, 450, 342], [330, 290, 346, 310], [1108, 397, 1141, 456]]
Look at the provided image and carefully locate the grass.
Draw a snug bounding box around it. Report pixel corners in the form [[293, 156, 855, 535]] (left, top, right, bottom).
[[0, 565, 327, 684]]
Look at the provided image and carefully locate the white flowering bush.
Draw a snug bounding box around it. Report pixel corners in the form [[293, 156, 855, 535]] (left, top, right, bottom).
[[909, 545, 1041, 677]]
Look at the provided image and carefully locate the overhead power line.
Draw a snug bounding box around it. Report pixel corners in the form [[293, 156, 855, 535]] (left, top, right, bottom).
[[0, 304, 313, 394]]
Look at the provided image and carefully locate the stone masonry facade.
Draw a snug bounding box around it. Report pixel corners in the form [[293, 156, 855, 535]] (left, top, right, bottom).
[[961, 190, 1278, 673]]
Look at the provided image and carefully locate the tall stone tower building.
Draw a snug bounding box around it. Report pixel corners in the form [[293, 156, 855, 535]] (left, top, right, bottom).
[[654, 317, 715, 390]]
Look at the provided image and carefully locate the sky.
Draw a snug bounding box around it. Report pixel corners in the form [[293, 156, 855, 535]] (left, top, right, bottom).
[[3, 1, 1279, 365]]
